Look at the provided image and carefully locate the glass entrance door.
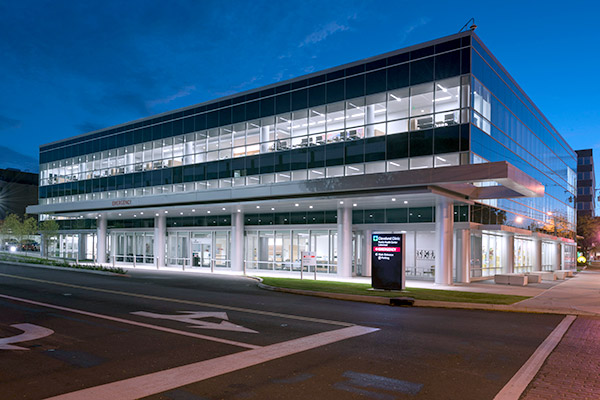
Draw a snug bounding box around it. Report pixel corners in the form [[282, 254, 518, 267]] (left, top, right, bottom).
[[191, 233, 212, 268]]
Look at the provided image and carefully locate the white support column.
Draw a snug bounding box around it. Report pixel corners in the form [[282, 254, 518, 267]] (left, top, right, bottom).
[[504, 234, 514, 273], [363, 229, 373, 277], [260, 126, 270, 153], [40, 234, 47, 258], [457, 229, 471, 283], [555, 242, 562, 271], [435, 198, 454, 285], [154, 214, 166, 269], [78, 233, 86, 262], [337, 206, 353, 277], [366, 105, 375, 137], [533, 238, 542, 271], [96, 215, 107, 264], [231, 211, 244, 272]]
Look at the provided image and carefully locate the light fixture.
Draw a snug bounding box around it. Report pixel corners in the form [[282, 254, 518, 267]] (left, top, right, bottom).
[[436, 156, 447, 162], [164, 211, 168, 214], [309, 205, 313, 209], [392, 198, 396, 202], [140, 212, 144, 215], [295, 203, 299, 207], [271, 207, 275, 211], [180, 212, 184, 215], [340, 201, 344, 204], [237, 209, 241, 212], [390, 94, 402, 102], [207, 210, 211, 214], [222, 207, 226, 211], [353, 203, 357, 207], [436, 84, 448, 92], [256, 205, 260, 209], [192, 209, 196, 212], [516, 216, 523, 223], [134, 215, 137, 218], [118, 213, 122, 216], [404, 200, 408, 204], [155, 213, 159, 216]]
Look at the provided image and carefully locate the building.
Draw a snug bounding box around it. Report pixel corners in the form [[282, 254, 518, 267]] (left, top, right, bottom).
[[576, 149, 595, 218], [0, 168, 38, 220], [27, 30, 577, 282]]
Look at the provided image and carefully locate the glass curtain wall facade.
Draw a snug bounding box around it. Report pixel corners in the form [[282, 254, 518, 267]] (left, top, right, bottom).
[[33, 31, 578, 281]]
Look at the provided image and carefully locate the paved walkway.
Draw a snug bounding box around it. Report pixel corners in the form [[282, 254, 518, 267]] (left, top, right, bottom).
[[520, 316, 600, 400], [513, 270, 600, 316]]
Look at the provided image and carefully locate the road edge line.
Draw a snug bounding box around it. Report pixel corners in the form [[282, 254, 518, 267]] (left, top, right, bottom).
[[493, 314, 576, 400]]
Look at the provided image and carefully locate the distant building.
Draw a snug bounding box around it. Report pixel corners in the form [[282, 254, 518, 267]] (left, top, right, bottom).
[[0, 168, 39, 220], [576, 149, 595, 218]]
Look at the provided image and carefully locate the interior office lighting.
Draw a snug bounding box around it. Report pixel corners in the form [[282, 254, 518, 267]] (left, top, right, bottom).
[[434, 96, 452, 102], [390, 94, 402, 102], [436, 156, 447, 162], [436, 84, 447, 92]]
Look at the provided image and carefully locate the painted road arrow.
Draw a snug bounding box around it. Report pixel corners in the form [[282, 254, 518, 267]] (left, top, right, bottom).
[[0, 323, 54, 350], [131, 311, 258, 333]]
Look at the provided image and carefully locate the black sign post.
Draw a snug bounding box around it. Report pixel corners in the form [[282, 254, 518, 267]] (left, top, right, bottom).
[[371, 233, 405, 290]]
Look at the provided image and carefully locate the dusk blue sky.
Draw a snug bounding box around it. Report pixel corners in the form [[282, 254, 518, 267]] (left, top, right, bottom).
[[1, 1, 598, 178]]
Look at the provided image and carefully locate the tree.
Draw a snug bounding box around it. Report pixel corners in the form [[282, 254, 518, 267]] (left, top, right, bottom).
[[1, 213, 23, 248], [39, 219, 59, 259], [22, 217, 38, 256], [577, 215, 600, 261]]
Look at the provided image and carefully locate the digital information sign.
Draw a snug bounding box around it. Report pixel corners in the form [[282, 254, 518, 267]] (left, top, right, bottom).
[[371, 233, 405, 290]]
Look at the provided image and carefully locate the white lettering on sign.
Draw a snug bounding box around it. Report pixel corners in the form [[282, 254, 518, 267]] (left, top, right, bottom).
[[131, 311, 258, 334], [0, 323, 54, 350]]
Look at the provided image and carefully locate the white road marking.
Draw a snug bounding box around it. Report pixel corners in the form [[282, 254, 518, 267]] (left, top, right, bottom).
[[0, 294, 260, 350], [493, 315, 576, 400], [46, 325, 380, 400], [0, 323, 54, 350], [0, 272, 354, 327], [131, 311, 258, 334]]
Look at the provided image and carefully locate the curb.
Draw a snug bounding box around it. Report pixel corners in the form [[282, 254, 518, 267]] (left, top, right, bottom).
[[253, 278, 592, 316], [0, 260, 129, 277]]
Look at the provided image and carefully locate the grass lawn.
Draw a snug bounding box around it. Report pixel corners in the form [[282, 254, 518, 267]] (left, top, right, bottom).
[[259, 277, 530, 305]]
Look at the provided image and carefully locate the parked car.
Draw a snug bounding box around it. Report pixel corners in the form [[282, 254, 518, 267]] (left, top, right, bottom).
[[20, 239, 40, 252], [3, 239, 19, 252]]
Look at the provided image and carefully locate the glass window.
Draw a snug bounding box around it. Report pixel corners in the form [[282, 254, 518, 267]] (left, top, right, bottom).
[[346, 98, 365, 129], [309, 107, 326, 135], [410, 156, 433, 170], [410, 83, 434, 117], [365, 93, 386, 124], [387, 88, 409, 121], [434, 153, 460, 167]]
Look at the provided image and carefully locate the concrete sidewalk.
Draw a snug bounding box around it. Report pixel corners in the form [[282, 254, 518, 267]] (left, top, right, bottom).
[[513, 270, 600, 316]]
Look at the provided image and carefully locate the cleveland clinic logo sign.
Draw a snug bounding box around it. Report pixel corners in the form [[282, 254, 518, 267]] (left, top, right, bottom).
[[111, 200, 132, 207]]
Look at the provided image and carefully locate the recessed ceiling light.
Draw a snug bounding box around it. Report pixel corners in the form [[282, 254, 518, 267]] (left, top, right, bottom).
[[222, 207, 226, 211], [353, 203, 357, 207], [164, 211, 168, 214], [192, 209, 196, 212], [403, 201, 408, 204], [118, 213, 122, 216], [134, 215, 137, 217], [155, 213, 159, 216], [140, 212, 143, 215], [207, 210, 211, 214], [340, 201, 344, 204], [309, 205, 313, 209], [295, 203, 299, 207], [180, 212, 184, 215], [256, 205, 260, 209], [271, 207, 275, 211], [392, 198, 396, 202], [237, 209, 241, 212]]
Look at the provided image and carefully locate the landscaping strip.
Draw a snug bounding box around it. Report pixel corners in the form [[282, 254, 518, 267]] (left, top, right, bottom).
[[258, 277, 530, 305], [0, 253, 127, 275]]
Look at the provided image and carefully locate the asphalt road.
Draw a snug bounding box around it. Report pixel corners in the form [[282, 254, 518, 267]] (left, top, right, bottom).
[[0, 262, 563, 400]]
